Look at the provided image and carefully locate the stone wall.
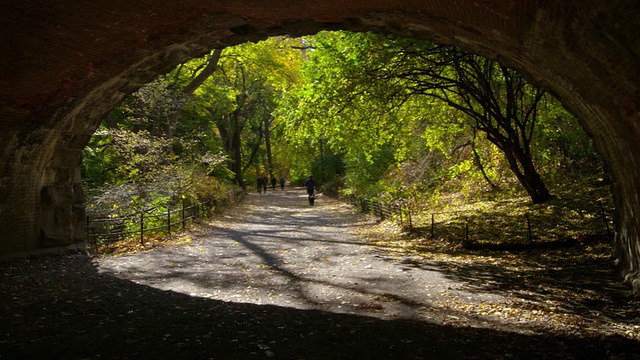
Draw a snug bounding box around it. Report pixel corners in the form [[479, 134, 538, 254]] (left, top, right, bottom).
[[2, 1, 640, 289]]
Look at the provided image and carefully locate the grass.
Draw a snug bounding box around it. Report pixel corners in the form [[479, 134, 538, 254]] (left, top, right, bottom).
[[404, 170, 614, 251]]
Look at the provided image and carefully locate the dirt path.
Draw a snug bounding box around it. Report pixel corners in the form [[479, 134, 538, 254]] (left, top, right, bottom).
[[2, 189, 639, 359]]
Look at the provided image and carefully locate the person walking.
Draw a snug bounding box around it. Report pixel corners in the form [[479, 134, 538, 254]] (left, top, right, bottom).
[[304, 175, 316, 205], [304, 176, 315, 196]]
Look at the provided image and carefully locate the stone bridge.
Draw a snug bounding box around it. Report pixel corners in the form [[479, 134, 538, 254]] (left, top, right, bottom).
[[2, 1, 640, 290]]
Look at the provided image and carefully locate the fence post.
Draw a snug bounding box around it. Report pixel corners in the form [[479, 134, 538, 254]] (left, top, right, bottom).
[[431, 213, 435, 238], [599, 200, 611, 237], [140, 211, 144, 245], [526, 213, 533, 244], [167, 207, 171, 236]]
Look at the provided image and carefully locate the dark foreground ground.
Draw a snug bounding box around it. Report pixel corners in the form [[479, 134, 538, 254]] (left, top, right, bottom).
[[1, 191, 639, 359]]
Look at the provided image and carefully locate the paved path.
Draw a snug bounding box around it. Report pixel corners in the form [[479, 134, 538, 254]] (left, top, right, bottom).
[[98, 189, 503, 324], [4, 189, 640, 359]]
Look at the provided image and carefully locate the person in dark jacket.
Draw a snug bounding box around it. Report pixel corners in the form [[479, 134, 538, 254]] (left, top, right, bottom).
[[304, 176, 315, 196]]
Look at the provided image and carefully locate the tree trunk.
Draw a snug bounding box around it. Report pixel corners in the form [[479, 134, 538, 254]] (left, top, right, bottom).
[[241, 133, 264, 174], [264, 117, 274, 177], [229, 109, 246, 191], [499, 141, 551, 203]]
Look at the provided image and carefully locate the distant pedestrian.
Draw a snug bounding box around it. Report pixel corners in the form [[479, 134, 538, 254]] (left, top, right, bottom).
[[257, 176, 262, 194], [304, 175, 315, 196], [262, 176, 268, 193], [270, 176, 277, 190], [279, 177, 285, 190]]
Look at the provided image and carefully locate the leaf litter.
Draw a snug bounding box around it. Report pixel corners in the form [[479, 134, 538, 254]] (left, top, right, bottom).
[[3, 191, 640, 358], [356, 215, 640, 342]]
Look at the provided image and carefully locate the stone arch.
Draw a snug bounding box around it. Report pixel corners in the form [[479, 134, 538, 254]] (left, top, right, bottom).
[[2, 1, 640, 289]]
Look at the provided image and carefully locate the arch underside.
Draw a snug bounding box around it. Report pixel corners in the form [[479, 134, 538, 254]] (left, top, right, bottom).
[[1, 0, 640, 289]]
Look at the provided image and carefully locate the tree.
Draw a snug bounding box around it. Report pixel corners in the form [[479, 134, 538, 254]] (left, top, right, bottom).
[[82, 50, 232, 212], [288, 32, 553, 203], [278, 32, 420, 193], [382, 47, 552, 203], [188, 37, 303, 190]]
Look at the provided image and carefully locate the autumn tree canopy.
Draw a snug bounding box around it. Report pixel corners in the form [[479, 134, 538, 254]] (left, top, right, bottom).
[[83, 31, 599, 213]]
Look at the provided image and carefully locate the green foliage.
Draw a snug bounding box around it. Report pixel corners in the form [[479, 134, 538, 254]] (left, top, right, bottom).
[[278, 31, 601, 207], [278, 32, 422, 195], [533, 103, 600, 169], [84, 37, 304, 221], [83, 83, 231, 217], [83, 125, 230, 217], [185, 37, 303, 188], [82, 126, 121, 188], [83, 31, 604, 234]]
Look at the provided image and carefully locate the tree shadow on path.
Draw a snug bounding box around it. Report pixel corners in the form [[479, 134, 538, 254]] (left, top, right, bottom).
[[2, 255, 640, 359], [3, 190, 640, 359]]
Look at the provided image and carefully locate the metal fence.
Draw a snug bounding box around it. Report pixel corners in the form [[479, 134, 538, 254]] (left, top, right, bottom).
[[340, 194, 409, 225], [87, 191, 240, 253], [339, 193, 613, 249]]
